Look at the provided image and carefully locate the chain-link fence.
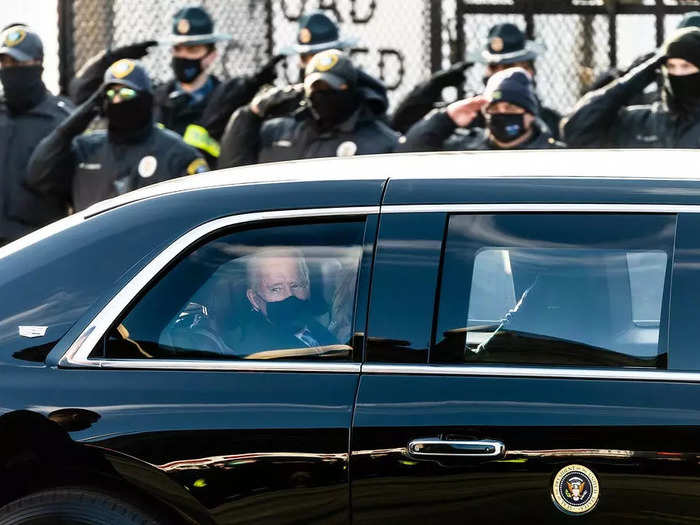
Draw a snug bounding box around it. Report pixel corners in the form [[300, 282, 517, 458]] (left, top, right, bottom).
[[58, 0, 700, 114]]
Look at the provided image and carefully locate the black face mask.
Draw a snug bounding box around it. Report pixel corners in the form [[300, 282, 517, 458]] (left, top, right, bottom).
[[308, 90, 359, 129], [486, 113, 528, 143], [265, 296, 313, 333], [668, 72, 700, 103], [105, 93, 153, 136], [0, 65, 46, 113], [172, 56, 204, 83]]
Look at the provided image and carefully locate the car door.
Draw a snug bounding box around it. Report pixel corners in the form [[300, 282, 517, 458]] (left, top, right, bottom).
[[352, 205, 700, 524], [50, 207, 378, 525]]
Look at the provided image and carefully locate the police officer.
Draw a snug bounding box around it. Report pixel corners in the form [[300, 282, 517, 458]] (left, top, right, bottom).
[[563, 27, 700, 148], [397, 68, 564, 152], [392, 23, 561, 139], [0, 25, 74, 245], [27, 59, 207, 212], [219, 49, 398, 168], [70, 6, 282, 166]]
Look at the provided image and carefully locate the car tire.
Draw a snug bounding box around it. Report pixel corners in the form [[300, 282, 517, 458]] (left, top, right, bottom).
[[0, 487, 166, 525]]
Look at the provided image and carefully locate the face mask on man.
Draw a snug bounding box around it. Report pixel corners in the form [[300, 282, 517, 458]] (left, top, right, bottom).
[[668, 72, 700, 103], [486, 113, 527, 143], [0, 65, 45, 113], [171, 55, 206, 84], [308, 89, 359, 129], [265, 295, 313, 333], [105, 93, 153, 134]]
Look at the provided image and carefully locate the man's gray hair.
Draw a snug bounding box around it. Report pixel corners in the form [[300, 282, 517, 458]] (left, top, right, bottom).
[[246, 247, 310, 294]]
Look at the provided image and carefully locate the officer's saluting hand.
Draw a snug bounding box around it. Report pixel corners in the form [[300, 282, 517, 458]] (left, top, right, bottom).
[[28, 59, 207, 212]]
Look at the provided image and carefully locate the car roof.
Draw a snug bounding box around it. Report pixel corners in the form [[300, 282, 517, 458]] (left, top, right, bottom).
[[82, 149, 700, 217]]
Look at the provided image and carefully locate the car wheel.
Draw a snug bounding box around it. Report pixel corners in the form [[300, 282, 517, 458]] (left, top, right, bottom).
[[0, 488, 167, 525]]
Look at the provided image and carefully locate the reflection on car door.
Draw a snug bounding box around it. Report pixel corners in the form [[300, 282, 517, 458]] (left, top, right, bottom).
[[352, 209, 700, 524]]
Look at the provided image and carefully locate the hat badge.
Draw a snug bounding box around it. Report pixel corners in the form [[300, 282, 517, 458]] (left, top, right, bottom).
[[110, 59, 136, 79], [299, 28, 312, 44], [177, 18, 190, 35], [490, 36, 504, 53], [311, 51, 339, 72], [4, 27, 27, 47]]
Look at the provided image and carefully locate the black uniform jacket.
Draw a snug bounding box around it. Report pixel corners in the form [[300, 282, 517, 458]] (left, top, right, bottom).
[[0, 93, 74, 243], [27, 123, 206, 212], [396, 108, 565, 153], [218, 81, 399, 168], [562, 56, 700, 148], [390, 74, 563, 140]]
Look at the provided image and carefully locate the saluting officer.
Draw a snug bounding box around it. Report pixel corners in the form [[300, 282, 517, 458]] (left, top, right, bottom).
[[219, 49, 397, 168], [0, 25, 74, 245], [27, 59, 207, 212], [70, 6, 282, 167]]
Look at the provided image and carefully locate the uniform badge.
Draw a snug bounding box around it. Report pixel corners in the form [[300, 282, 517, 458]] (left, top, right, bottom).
[[490, 36, 504, 53], [491, 90, 502, 101], [336, 141, 358, 157], [186, 158, 208, 175], [310, 50, 340, 72], [138, 155, 158, 178], [4, 27, 26, 47], [552, 464, 600, 516], [177, 18, 191, 35], [110, 59, 135, 79], [299, 28, 312, 44]]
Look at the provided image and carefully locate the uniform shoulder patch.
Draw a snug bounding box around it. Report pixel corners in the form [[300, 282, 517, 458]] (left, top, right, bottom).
[[187, 157, 208, 175]]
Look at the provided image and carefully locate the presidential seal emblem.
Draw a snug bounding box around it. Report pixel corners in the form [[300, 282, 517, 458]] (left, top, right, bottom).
[[490, 36, 504, 53], [138, 156, 158, 178], [177, 18, 190, 35], [552, 464, 599, 516]]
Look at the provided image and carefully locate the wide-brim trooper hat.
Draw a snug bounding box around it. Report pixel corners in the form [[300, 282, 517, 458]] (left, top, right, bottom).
[[468, 23, 544, 65], [280, 10, 358, 56], [0, 25, 43, 62], [104, 59, 153, 94], [166, 6, 232, 46]]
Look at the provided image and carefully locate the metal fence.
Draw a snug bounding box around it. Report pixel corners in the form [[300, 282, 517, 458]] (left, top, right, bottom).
[[57, 0, 700, 114]]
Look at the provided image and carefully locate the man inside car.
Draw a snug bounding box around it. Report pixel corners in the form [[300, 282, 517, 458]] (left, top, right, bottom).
[[239, 248, 336, 356]]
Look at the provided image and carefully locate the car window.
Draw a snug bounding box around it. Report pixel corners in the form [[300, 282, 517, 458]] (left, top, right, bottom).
[[91, 220, 365, 361], [433, 214, 676, 368]]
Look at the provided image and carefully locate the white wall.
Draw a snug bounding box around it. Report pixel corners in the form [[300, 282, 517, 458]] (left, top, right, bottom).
[[0, 0, 59, 93]]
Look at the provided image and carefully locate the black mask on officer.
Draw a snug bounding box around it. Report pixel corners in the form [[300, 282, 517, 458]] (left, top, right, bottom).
[[668, 72, 700, 104], [485, 112, 529, 143], [171, 49, 213, 84], [308, 89, 359, 129], [105, 92, 154, 138], [0, 65, 45, 113]]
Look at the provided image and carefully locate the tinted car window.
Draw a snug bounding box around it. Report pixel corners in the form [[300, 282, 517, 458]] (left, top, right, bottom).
[[93, 221, 365, 361], [433, 214, 675, 368]]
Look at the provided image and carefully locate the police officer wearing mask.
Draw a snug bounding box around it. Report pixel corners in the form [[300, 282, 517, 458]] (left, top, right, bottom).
[[27, 59, 207, 212], [218, 49, 398, 168], [397, 68, 564, 152], [0, 25, 74, 245], [70, 6, 282, 167], [240, 10, 391, 122], [392, 23, 561, 139], [563, 27, 700, 148]]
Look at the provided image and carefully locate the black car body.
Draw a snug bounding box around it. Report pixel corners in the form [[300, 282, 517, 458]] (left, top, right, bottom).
[[1, 149, 700, 524]]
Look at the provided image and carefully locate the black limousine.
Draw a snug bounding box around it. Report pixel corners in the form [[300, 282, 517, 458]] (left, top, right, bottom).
[[1, 150, 699, 524]]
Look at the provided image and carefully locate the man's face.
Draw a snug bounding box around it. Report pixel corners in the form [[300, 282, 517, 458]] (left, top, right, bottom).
[[247, 256, 310, 317], [666, 57, 700, 76]]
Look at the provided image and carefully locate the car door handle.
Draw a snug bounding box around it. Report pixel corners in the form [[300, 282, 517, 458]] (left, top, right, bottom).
[[408, 438, 505, 457]]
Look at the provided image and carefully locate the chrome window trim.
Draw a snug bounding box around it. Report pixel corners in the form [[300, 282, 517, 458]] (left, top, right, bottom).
[[362, 364, 700, 382], [381, 203, 700, 214], [60, 206, 378, 372]]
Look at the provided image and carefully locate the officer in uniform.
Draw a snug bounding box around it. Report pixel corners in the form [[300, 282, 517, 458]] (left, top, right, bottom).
[[218, 49, 398, 168], [0, 25, 74, 245], [27, 59, 207, 212], [397, 68, 564, 152], [563, 27, 700, 148], [392, 23, 562, 139], [70, 6, 282, 167]]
